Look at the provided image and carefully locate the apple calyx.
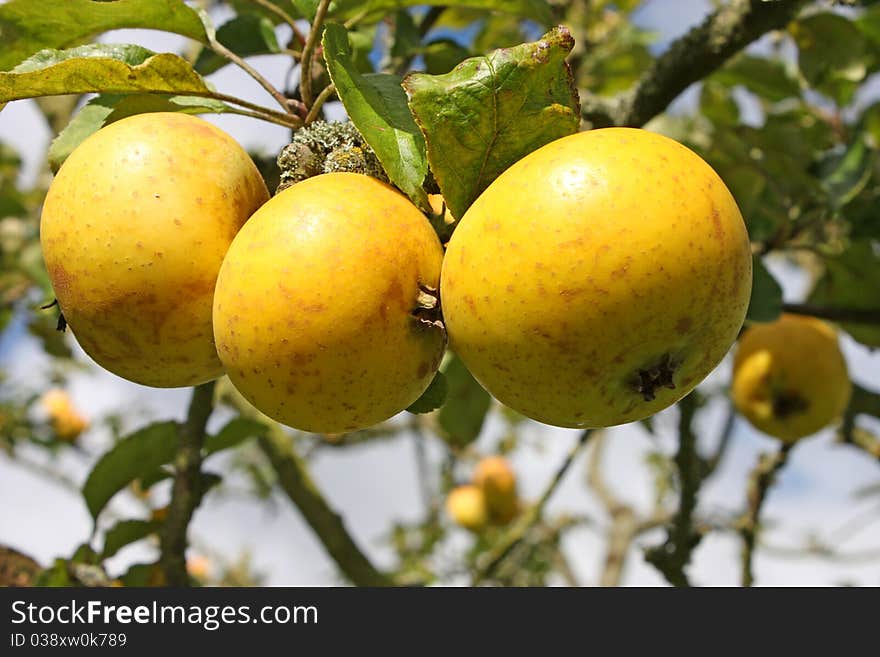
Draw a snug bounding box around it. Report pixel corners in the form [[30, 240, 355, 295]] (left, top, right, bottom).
[[633, 353, 677, 402]]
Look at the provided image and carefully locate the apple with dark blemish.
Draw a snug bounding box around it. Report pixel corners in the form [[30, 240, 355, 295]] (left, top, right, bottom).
[[732, 314, 851, 442], [440, 128, 753, 428]]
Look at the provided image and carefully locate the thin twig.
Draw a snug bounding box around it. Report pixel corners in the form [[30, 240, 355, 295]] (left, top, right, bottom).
[[225, 388, 393, 586], [249, 0, 307, 47], [189, 90, 302, 127], [418, 6, 446, 38], [299, 0, 332, 108], [839, 384, 880, 462], [737, 442, 794, 587], [210, 40, 293, 113], [704, 401, 737, 478], [159, 381, 216, 587], [304, 83, 336, 124], [578, 430, 672, 586], [826, 503, 880, 547], [257, 423, 394, 586], [472, 430, 593, 584], [587, 433, 639, 587], [761, 542, 880, 565]]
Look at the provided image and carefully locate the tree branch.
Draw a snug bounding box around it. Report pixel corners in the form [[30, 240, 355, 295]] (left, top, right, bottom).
[[582, 0, 808, 128], [160, 381, 216, 586], [737, 442, 794, 587], [644, 393, 703, 586], [586, 432, 635, 586], [586, 432, 672, 586], [839, 384, 880, 462], [210, 40, 294, 113], [299, 0, 332, 109], [472, 430, 593, 584], [703, 401, 737, 478], [256, 422, 393, 586], [186, 90, 302, 128], [304, 83, 336, 124]]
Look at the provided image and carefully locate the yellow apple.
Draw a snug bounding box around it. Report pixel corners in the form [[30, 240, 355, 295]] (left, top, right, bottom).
[[440, 127, 752, 428], [213, 172, 446, 433], [40, 112, 269, 387], [473, 456, 519, 523], [445, 484, 489, 531], [732, 314, 851, 442]]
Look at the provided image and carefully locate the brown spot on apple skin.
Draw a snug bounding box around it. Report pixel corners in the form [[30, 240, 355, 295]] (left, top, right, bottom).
[[710, 206, 724, 240], [47, 263, 74, 301], [559, 288, 584, 300], [377, 276, 405, 321], [676, 317, 693, 335]]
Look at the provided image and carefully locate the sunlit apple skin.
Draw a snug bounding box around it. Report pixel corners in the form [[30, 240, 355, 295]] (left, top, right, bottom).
[[440, 127, 753, 428], [40, 112, 269, 387], [213, 172, 446, 433]]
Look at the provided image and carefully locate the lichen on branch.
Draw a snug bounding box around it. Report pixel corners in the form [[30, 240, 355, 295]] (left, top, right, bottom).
[[581, 0, 809, 128]]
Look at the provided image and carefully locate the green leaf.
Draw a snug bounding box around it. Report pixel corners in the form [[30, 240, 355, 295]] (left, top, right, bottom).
[[720, 164, 768, 232], [323, 22, 428, 207], [857, 5, 880, 46], [390, 10, 422, 62], [204, 417, 267, 455], [0, 0, 208, 72], [841, 384, 880, 447], [200, 471, 223, 498], [437, 354, 491, 448], [329, 1, 554, 25], [815, 135, 875, 210], [406, 371, 448, 414], [700, 80, 739, 125], [792, 13, 868, 106], [82, 421, 179, 521], [13, 42, 159, 72], [48, 96, 117, 173], [195, 13, 281, 75], [403, 26, 579, 221], [842, 186, 880, 241], [862, 102, 880, 148], [32, 559, 74, 587], [119, 562, 160, 586], [101, 519, 161, 560], [134, 468, 172, 493], [292, 0, 320, 21], [422, 39, 471, 75], [48, 92, 229, 172], [712, 54, 801, 102], [746, 256, 783, 323], [27, 314, 73, 359], [809, 240, 880, 347], [0, 45, 211, 104]]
